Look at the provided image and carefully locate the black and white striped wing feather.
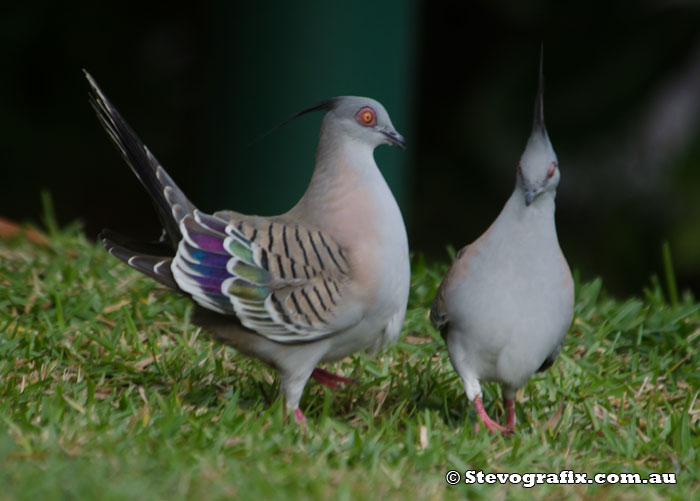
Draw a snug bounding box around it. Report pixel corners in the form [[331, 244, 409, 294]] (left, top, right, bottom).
[[172, 211, 352, 343]]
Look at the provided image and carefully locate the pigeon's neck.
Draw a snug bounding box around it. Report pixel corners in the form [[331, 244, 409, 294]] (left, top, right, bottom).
[[314, 123, 378, 178], [292, 127, 381, 218], [499, 186, 557, 237], [289, 126, 405, 262]]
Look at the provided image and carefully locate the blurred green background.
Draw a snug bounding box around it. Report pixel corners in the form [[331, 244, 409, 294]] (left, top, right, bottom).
[[1, 1, 699, 295]]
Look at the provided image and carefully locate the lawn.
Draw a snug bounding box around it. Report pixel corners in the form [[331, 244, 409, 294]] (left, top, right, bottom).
[[0, 209, 698, 500]]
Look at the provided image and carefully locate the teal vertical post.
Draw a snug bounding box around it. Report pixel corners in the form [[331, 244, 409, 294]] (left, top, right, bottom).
[[203, 0, 417, 222]]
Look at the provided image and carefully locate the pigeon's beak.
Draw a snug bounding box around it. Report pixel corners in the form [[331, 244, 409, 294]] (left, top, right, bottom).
[[524, 185, 542, 206], [380, 127, 406, 149]]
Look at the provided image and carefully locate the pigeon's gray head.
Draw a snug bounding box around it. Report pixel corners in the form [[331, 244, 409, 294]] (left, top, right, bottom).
[[292, 96, 406, 149], [517, 56, 559, 206]]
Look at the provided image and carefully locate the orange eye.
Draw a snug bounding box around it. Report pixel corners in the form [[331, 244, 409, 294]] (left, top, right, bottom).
[[355, 106, 376, 127], [516, 162, 522, 176], [547, 162, 556, 179]]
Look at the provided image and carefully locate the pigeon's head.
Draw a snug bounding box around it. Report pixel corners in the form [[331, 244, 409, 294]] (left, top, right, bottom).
[[293, 96, 406, 150], [517, 55, 559, 206]]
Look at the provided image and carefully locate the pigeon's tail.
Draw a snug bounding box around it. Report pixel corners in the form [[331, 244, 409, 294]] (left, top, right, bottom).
[[100, 229, 180, 291], [85, 71, 195, 250]]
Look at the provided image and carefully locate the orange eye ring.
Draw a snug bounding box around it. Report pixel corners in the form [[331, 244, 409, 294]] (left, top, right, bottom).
[[547, 162, 556, 179], [355, 106, 377, 127]]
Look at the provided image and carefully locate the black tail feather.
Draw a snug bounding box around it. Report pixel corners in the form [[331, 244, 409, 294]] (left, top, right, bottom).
[[99, 229, 174, 257], [85, 71, 195, 250], [101, 231, 179, 291]]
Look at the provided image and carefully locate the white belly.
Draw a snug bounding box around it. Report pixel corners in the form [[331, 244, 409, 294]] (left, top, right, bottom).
[[447, 218, 573, 388]]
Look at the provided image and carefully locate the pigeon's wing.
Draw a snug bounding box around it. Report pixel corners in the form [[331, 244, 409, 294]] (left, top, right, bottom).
[[173, 210, 355, 344], [536, 343, 563, 373], [430, 280, 451, 338], [430, 245, 473, 337]]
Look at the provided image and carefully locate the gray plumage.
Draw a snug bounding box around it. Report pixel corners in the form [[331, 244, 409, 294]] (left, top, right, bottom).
[[430, 56, 574, 433], [87, 72, 410, 423]]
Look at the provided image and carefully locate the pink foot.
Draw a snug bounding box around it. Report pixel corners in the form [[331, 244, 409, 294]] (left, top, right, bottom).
[[311, 368, 355, 389], [473, 396, 509, 434], [293, 408, 307, 424], [505, 398, 516, 432]]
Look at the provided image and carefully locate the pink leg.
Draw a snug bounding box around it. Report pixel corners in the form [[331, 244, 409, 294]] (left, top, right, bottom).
[[311, 368, 355, 389], [473, 396, 509, 434], [505, 398, 516, 432], [293, 408, 307, 424]]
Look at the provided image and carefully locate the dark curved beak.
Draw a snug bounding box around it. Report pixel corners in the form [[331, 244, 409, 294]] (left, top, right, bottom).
[[525, 187, 540, 206], [380, 128, 406, 149]]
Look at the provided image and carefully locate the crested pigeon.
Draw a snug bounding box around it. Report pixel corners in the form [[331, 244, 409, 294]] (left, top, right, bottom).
[[86, 72, 410, 424], [430, 57, 574, 433]]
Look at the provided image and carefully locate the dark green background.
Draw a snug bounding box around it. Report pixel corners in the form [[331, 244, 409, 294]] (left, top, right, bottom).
[[2, 1, 700, 295]]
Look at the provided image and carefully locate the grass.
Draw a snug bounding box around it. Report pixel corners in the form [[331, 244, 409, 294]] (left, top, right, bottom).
[[0, 214, 698, 500]]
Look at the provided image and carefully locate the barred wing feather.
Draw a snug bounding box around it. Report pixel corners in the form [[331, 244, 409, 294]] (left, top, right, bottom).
[[172, 210, 352, 343]]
